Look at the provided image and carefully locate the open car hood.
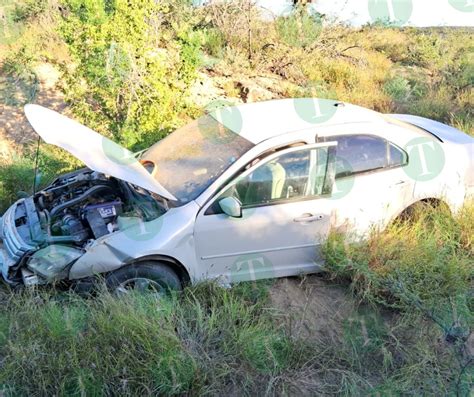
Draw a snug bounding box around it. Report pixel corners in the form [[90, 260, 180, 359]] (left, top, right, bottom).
[[24, 105, 176, 201]]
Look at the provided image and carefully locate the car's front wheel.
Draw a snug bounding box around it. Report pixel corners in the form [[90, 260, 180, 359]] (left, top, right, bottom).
[[106, 262, 182, 297]]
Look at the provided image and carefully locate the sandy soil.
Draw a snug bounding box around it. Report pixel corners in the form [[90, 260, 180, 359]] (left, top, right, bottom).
[[0, 63, 67, 161], [268, 275, 360, 342]]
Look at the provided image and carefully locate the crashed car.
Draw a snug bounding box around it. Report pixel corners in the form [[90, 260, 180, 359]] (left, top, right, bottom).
[[0, 99, 472, 294]]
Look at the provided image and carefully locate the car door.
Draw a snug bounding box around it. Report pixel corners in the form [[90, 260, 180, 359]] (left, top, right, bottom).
[[193, 142, 337, 283], [318, 132, 413, 236]]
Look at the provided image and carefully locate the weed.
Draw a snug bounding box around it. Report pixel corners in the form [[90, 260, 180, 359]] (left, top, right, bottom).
[[384, 75, 411, 101]]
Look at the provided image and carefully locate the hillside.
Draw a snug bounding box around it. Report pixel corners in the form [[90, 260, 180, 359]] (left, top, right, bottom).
[[0, 1, 473, 395]]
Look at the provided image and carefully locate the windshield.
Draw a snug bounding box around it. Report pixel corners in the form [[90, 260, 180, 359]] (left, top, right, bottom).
[[142, 115, 254, 204]]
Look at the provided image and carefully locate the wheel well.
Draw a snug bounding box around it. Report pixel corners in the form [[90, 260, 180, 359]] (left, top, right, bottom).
[[128, 255, 191, 286], [398, 198, 451, 220], [419, 198, 450, 209]]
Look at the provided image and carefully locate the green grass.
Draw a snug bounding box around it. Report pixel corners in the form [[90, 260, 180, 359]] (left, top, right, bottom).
[[0, 273, 471, 395], [321, 202, 474, 395], [322, 202, 473, 316]]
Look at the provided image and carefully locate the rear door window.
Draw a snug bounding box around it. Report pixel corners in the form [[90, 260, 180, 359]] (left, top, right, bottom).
[[319, 134, 406, 178]]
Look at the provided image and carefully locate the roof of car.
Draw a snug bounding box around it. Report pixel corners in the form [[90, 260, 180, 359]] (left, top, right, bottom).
[[208, 98, 384, 144]]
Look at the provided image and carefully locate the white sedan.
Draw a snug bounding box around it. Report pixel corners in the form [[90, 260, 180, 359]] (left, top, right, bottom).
[[0, 99, 472, 293]]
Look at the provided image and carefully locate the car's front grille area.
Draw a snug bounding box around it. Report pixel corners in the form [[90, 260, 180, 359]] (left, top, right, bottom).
[[1, 200, 37, 266]]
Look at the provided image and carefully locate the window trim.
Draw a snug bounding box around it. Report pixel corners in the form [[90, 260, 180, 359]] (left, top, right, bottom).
[[317, 133, 408, 179], [204, 142, 337, 215]]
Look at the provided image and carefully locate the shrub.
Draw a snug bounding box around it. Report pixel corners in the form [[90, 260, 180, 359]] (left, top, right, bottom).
[[409, 32, 443, 69], [275, 6, 323, 49], [384, 75, 411, 101], [366, 28, 411, 63], [13, 0, 48, 22], [59, 0, 202, 149], [201, 27, 226, 59]]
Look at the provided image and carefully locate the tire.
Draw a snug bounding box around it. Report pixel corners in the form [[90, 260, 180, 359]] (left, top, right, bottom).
[[106, 261, 182, 297]]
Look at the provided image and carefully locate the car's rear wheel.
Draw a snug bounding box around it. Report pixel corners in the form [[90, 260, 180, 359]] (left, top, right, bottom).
[[106, 262, 182, 297]]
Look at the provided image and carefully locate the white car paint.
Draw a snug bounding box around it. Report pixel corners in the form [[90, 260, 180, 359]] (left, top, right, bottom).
[[15, 100, 474, 284], [208, 98, 382, 144]]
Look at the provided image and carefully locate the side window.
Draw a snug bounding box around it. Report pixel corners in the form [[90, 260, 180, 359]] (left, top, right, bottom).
[[388, 143, 407, 167], [319, 134, 406, 178], [219, 146, 333, 208]]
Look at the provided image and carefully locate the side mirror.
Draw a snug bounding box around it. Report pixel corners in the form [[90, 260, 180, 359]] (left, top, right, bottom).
[[219, 197, 242, 218]]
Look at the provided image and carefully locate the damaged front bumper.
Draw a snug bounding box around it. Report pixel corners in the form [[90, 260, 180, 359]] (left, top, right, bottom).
[[0, 200, 40, 284], [1, 199, 90, 286]]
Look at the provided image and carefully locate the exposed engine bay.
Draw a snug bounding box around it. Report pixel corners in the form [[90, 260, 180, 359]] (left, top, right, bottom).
[[0, 168, 167, 286]]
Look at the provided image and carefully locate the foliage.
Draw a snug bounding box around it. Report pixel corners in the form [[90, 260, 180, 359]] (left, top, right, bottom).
[[201, 27, 226, 59], [383, 75, 411, 101], [12, 0, 48, 22], [322, 202, 473, 344], [59, 0, 202, 149], [275, 6, 323, 49]]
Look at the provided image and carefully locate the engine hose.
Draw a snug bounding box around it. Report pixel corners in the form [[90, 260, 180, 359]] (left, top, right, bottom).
[[50, 185, 114, 219], [37, 194, 45, 210]]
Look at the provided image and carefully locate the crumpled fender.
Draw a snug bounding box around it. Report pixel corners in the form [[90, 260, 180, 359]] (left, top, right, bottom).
[[68, 202, 200, 280]]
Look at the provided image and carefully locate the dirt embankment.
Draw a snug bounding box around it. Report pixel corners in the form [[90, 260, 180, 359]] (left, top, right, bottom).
[[0, 63, 66, 161]]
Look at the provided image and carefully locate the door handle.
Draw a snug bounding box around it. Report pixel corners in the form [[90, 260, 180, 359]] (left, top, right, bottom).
[[294, 213, 325, 223]]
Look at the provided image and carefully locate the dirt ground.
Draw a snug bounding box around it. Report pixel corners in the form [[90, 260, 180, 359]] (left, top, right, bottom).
[[0, 63, 67, 161], [268, 275, 362, 341]]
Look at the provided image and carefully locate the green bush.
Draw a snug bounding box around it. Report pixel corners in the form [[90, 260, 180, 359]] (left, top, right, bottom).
[[383, 75, 411, 101], [202, 27, 226, 59], [408, 32, 443, 68], [275, 7, 323, 49], [13, 0, 48, 22], [59, 0, 202, 149]]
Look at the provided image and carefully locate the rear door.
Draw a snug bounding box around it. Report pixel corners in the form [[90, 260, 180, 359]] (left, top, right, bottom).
[[318, 128, 413, 235], [193, 143, 337, 283]]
